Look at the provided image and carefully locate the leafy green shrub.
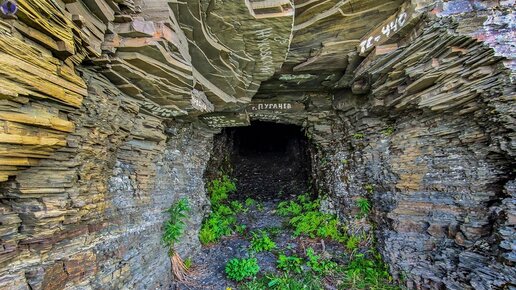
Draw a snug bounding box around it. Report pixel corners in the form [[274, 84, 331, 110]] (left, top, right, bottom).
[[235, 224, 247, 235], [346, 235, 362, 251], [208, 175, 236, 208], [290, 211, 346, 242], [356, 198, 371, 218], [277, 194, 347, 243], [225, 258, 260, 282], [163, 197, 191, 249], [245, 198, 256, 207], [250, 230, 276, 252], [277, 254, 303, 274], [163, 198, 192, 280], [230, 200, 245, 213], [199, 211, 236, 245], [344, 252, 395, 289], [208, 175, 236, 204], [215, 204, 234, 216], [243, 273, 323, 290], [276, 200, 302, 217], [200, 175, 238, 245], [305, 247, 339, 276]]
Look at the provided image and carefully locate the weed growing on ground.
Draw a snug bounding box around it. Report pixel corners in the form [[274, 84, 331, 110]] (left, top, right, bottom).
[[230, 200, 246, 213], [208, 175, 236, 204], [243, 272, 323, 290], [353, 133, 365, 140], [306, 247, 340, 276], [343, 251, 396, 289], [245, 198, 256, 207], [225, 258, 260, 282], [276, 254, 303, 274], [346, 235, 362, 251], [278, 194, 347, 243], [235, 224, 247, 235], [244, 248, 341, 289], [276, 200, 302, 216], [250, 230, 276, 252], [199, 210, 236, 244], [199, 175, 238, 245], [356, 198, 371, 218], [242, 248, 398, 290]]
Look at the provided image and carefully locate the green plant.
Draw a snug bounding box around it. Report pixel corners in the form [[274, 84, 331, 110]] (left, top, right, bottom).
[[305, 248, 339, 276], [163, 197, 191, 248], [346, 235, 362, 251], [243, 273, 323, 290], [225, 258, 260, 282], [199, 211, 236, 245], [364, 184, 374, 194], [208, 175, 236, 205], [276, 200, 302, 217], [184, 257, 192, 270], [162, 197, 191, 281], [256, 201, 265, 212], [278, 194, 346, 243], [235, 224, 247, 235], [343, 252, 395, 289], [200, 175, 238, 244], [230, 200, 245, 213], [290, 211, 346, 242], [353, 133, 365, 140], [381, 127, 394, 136], [266, 272, 322, 289], [277, 254, 303, 274], [250, 230, 276, 252], [356, 198, 371, 218], [245, 198, 256, 207]]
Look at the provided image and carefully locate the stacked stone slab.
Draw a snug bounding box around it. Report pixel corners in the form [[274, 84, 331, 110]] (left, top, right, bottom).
[[304, 2, 515, 289]]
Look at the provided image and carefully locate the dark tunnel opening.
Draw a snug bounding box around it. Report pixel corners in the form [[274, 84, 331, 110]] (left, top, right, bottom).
[[211, 121, 312, 200]]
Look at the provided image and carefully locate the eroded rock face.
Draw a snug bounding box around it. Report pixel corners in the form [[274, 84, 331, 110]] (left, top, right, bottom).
[[0, 0, 514, 289], [307, 18, 515, 288], [0, 71, 214, 289]]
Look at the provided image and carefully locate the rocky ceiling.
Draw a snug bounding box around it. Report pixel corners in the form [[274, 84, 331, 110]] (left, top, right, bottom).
[[0, 0, 514, 181]]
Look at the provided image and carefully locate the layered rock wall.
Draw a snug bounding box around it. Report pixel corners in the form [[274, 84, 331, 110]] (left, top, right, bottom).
[[308, 11, 515, 288], [0, 71, 213, 289]]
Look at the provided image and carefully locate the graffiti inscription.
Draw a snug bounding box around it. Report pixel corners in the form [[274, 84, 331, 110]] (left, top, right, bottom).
[[200, 113, 250, 128], [359, 11, 409, 55]]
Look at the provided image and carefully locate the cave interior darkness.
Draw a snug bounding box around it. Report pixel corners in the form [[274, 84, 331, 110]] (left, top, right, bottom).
[[222, 121, 312, 200]]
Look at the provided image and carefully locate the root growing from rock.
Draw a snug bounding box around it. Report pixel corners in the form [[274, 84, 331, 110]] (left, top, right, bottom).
[[171, 251, 189, 282]]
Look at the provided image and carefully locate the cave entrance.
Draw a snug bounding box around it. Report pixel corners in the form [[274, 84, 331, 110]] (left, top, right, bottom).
[[215, 121, 311, 200]]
